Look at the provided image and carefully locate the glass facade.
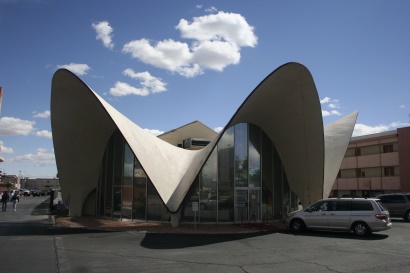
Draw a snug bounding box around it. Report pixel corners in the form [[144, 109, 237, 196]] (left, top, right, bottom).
[[97, 123, 299, 223]]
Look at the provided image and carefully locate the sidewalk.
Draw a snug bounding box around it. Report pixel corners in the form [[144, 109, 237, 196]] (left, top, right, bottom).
[[53, 216, 287, 234]]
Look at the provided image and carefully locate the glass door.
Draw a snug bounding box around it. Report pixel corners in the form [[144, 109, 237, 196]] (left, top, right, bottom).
[[235, 190, 248, 223], [235, 189, 261, 223], [249, 189, 261, 222]]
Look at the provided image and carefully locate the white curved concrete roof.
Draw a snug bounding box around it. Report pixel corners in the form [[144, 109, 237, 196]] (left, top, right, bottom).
[[51, 62, 356, 216], [323, 110, 358, 198]]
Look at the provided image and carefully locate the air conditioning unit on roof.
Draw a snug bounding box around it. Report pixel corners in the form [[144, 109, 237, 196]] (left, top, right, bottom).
[[183, 138, 211, 149]]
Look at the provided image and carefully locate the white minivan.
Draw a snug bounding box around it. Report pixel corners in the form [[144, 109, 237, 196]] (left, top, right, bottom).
[[285, 198, 392, 236]]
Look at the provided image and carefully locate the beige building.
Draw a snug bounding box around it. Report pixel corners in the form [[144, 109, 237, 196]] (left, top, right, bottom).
[[21, 178, 60, 191], [332, 126, 410, 197], [0, 175, 20, 191]]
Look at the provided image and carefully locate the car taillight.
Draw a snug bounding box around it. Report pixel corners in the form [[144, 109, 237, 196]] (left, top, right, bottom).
[[375, 214, 387, 220]]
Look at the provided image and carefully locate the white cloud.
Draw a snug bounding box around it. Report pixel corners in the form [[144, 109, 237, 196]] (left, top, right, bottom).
[[33, 110, 50, 118], [353, 121, 409, 136], [122, 11, 257, 78], [321, 97, 341, 117], [57, 63, 91, 76], [192, 40, 240, 71], [91, 21, 114, 49], [8, 149, 55, 166], [109, 81, 149, 97], [143, 128, 164, 136], [123, 69, 167, 94], [123, 38, 197, 76], [205, 6, 218, 13], [0, 117, 35, 136], [0, 140, 13, 154], [320, 97, 331, 104], [196, 5, 202, 9], [34, 130, 52, 139], [399, 105, 406, 109], [176, 12, 257, 47], [214, 126, 223, 133], [322, 110, 341, 117]]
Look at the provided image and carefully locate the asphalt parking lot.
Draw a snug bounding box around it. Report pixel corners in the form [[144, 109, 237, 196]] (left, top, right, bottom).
[[1, 197, 409, 273]]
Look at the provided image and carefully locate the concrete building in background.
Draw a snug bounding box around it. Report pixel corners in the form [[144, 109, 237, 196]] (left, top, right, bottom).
[[0, 174, 20, 191], [51, 62, 358, 225], [331, 126, 410, 197], [20, 178, 60, 191]]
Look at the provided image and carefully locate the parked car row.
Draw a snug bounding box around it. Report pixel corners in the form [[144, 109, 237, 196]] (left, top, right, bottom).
[[20, 189, 50, 197], [285, 194, 406, 237]]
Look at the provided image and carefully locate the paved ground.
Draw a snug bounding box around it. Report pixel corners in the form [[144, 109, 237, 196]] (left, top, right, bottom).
[[0, 195, 57, 273], [53, 214, 286, 234], [1, 196, 410, 273]]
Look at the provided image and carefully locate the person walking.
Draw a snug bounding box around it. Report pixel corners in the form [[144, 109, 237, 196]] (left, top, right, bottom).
[[11, 193, 19, 211], [1, 190, 9, 211]]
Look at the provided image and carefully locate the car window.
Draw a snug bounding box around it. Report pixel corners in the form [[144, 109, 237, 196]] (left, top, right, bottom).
[[351, 201, 373, 211], [378, 195, 391, 203], [310, 201, 329, 211], [375, 200, 388, 211], [335, 200, 351, 211], [390, 195, 406, 203]]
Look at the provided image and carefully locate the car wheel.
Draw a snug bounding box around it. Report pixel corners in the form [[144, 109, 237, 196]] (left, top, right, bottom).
[[352, 222, 369, 236], [290, 219, 305, 233], [404, 210, 410, 222]]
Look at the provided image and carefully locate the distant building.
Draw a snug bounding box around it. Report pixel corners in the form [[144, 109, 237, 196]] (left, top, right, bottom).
[[21, 178, 60, 191], [332, 126, 410, 197], [0, 174, 20, 191]]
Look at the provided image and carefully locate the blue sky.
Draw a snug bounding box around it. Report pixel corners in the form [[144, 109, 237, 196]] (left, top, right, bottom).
[[0, 0, 409, 178]]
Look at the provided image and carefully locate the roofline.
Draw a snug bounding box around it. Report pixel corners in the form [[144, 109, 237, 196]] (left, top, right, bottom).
[[157, 120, 216, 137]]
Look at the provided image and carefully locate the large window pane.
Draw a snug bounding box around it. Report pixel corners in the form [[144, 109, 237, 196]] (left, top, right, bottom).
[[218, 127, 234, 222], [146, 180, 162, 221], [248, 124, 261, 188], [180, 177, 199, 222], [112, 132, 123, 218], [234, 123, 248, 187], [199, 149, 217, 222], [262, 131, 273, 222], [121, 143, 133, 219], [103, 132, 116, 217], [133, 160, 146, 220], [273, 146, 283, 219]]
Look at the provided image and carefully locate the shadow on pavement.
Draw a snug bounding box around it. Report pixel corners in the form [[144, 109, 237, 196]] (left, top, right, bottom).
[[30, 198, 51, 215], [141, 230, 275, 249]]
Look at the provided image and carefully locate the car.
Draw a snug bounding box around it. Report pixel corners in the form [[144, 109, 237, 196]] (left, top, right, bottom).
[[31, 190, 41, 197], [285, 198, 392, 236], [376, 193, 410, 221]]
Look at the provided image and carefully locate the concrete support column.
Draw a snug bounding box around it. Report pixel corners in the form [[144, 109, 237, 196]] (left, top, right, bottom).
[[170, 211, 180, 227]]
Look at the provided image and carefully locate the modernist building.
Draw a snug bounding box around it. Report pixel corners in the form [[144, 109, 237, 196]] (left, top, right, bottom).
[[331, 126, 410, 198], [51, 62, 357, 225]]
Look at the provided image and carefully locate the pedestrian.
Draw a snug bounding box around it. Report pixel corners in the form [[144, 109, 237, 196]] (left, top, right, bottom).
[[1, 190, 9, 211], [11, 193, 19, 211]]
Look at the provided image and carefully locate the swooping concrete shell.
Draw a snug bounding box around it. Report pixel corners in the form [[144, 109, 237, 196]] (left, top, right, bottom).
[[323, 110, 358, 198], [51, 62, 357, 217]]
